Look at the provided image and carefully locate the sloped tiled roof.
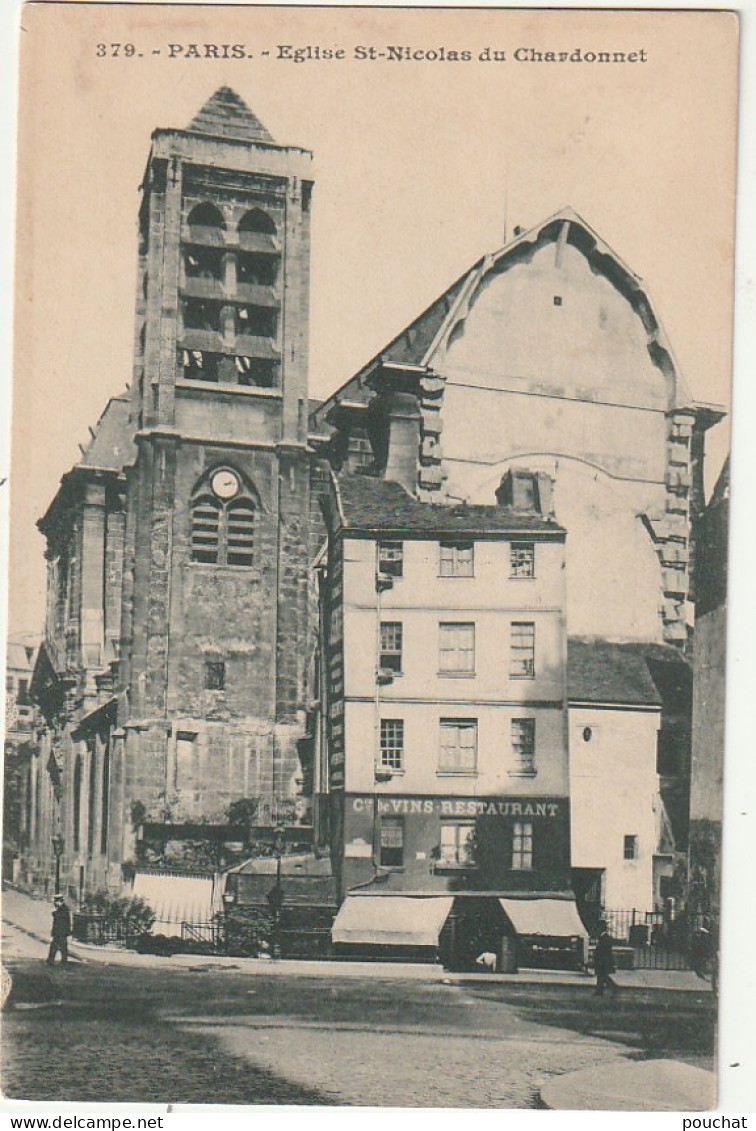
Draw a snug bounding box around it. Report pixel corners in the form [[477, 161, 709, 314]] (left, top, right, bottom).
[[78, 394, 136, 472], [335, 475, 564, 536], [186, 86, 275, 144], [568, 638, 666, 706]]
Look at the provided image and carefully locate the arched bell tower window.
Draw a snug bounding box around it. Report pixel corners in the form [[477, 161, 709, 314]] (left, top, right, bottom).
[[190, 468, 258, 568], [187, 202, 226, 232], [239, 208, 276, 236]]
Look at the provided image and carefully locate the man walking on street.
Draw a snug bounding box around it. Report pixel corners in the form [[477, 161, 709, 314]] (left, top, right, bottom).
[[593, 921, 617, 996], [47, 894, 71, 966]]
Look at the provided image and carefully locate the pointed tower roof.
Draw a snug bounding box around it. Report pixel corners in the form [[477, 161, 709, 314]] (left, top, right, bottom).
[[186, 86, 275, 144]]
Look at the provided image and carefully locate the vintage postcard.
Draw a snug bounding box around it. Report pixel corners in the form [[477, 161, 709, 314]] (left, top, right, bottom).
[[1, 2, 740, 1113]]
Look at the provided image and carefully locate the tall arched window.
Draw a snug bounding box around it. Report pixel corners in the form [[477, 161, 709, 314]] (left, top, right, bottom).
[[238, 208, 276, 236], [87, 744, 97, 857], [100, 742, 110, 856], [73, 754, 83, 853], [190, 469, 257, 568]]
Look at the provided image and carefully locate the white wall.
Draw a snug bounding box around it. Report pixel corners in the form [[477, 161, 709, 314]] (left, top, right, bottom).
[[342, 534, 569, 798], [569, 705, 662, 913]]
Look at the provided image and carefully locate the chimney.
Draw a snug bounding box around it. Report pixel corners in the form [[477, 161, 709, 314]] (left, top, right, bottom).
[[496, 468, 554, 516], [370, 390, 422, 494]]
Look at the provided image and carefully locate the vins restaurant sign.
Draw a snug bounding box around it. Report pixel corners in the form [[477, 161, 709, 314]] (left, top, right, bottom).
[[351, 796, 562, 817]]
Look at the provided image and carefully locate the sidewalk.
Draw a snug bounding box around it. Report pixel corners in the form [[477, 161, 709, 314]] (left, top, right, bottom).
[[540, 1057, 717, 1111], [1, 886, 713, 990]]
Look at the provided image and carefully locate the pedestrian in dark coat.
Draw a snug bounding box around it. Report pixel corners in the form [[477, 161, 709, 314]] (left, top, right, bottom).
[[593, 922, 617, 996], [46, 895, 71, 966]]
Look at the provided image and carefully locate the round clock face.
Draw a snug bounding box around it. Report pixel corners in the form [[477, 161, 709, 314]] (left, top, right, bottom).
[[211, 469, 240, 499]]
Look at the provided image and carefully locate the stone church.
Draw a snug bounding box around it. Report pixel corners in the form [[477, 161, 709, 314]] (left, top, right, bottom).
[[24, 88, 722, 917]]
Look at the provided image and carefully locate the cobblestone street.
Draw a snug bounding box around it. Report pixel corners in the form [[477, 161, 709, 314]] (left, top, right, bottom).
[[2, 910, 716, 1108]]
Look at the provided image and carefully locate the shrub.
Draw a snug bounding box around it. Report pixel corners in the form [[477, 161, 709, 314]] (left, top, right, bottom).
[[80, 889, 156, 936]]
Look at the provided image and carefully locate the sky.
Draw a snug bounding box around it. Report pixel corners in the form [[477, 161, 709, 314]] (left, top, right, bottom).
[[6, 5, 739, 637]]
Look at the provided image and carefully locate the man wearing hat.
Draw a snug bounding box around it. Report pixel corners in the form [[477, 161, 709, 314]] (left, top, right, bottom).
[[46, 895, 72, 966]]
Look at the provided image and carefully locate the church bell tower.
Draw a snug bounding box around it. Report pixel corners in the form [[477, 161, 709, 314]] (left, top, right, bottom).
[[111, 88, 314, 875]]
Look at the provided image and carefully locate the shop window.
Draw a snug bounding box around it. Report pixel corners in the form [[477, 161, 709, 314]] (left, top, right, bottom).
[[439, 541, 474, 577], [512, 821, 533, 871], [439, 623, 475, 674], [380, 817, 404, 868], [510, 542, 535, 578], [204, 659, 226, 691], [623, 835, 638, 861], [439, 719, 477, 773], [511, 719, 536, 775], [377, 540, 403, 578], [439, 821, 476, 868], [510, 621, 535, 678], [379, 719, 404, 771], [379, 622, 403, 675]]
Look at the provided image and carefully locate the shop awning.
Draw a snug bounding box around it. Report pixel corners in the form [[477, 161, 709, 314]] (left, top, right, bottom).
[[332, 895, 454, 947], [132, 870, 217, 937], [499, 898, 587, 939]]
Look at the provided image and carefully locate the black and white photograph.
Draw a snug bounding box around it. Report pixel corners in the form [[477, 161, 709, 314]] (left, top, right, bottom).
[[0, 1, 746, 1114]]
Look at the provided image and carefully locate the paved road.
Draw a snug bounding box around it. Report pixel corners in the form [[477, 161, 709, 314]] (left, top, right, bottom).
[[2, 913, 716, 1109]]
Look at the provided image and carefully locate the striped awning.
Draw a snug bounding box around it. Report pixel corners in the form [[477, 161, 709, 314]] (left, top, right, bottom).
[[332, 895, 453, 947], [499, 897, 587, 939], [132, 871, 217, 937]]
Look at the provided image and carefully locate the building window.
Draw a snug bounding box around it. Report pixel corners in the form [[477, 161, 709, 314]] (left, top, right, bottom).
[[100, 742, 110, 856], [379, 719, 404, 771], [346, 431, 373, 473], [190, 477, 256, 568], [511, 719, 536, 775], [439, 541, 474, 577], [236, 305, 277, 338], [183, 246, 223, 281], [379, 622, 403, 674], [439, 719, 477, 773], [73, 754, 83, 854], [87, 744, 97, 857], [510, 622, 535, 678], [181, 349, 220, 383], [623, 835, 638, 861], [510, 542, 535, 578], [380, 817, 404, 868], [377, 540, 403, 578], [512, 821, 533, 870], [226, 500, 256, 566], [439, 821, 476, 867], [205, 659, 226, 691], [439, 623, 475, 674]]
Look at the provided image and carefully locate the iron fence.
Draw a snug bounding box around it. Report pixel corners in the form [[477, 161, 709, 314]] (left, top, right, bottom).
[[597, 909, 715, 971]]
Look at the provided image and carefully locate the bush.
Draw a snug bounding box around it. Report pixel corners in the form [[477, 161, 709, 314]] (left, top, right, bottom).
[[80, 889, 156, 937]]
